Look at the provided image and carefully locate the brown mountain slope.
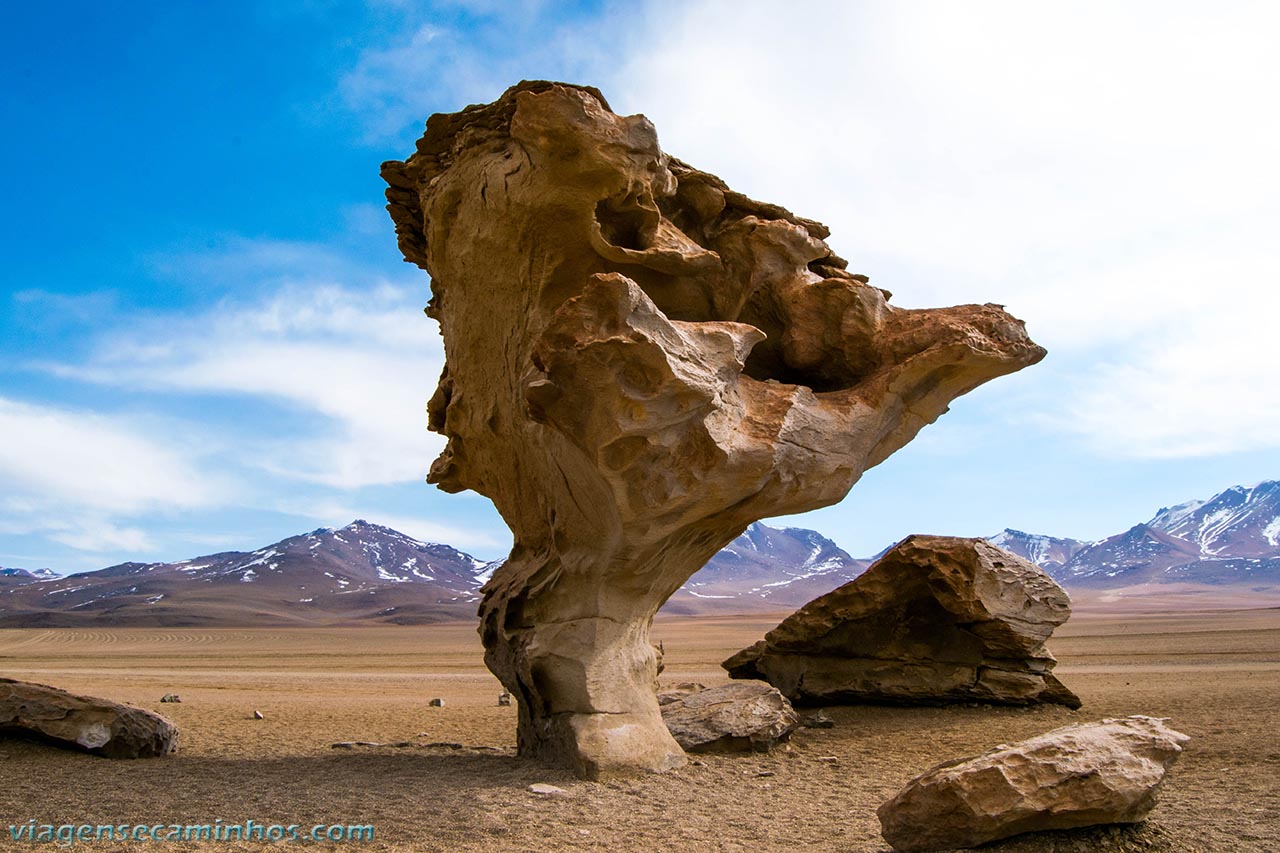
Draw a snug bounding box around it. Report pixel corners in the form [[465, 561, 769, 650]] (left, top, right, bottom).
[[0, 521, 484, 627], [0, 521, 862, 626]]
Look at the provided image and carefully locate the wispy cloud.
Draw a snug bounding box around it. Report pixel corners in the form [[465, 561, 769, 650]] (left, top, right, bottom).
[[45, 240, 444, 488], [0, 398, 221, 515], [0, 398, 225, 556], [7, 237, 463, 566], [337, 2, 637, 141], [12, 289, 120, 326]]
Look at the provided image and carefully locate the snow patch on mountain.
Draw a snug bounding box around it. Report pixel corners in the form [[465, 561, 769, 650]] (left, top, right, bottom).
[[1265, 517, 1280, 547]]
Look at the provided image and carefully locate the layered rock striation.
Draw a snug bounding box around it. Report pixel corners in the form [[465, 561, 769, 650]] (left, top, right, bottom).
[[383, 81, 1045, 777], [724, 536, 1079, 707]]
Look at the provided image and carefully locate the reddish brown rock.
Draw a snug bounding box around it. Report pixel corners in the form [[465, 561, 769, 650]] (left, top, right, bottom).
[[0, 677, 177, 758], [724, 536, 1079, 707], [383, 81, 1045, 778], [877, 716, 1189, 851]]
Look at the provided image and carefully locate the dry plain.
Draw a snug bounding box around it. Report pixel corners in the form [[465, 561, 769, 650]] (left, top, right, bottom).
[[1, 607, 1277, 852]]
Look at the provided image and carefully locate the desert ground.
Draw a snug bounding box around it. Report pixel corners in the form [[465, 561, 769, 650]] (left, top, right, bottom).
[[1, 606, 1277, 852]]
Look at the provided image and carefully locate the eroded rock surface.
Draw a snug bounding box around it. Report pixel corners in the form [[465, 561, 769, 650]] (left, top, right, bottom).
[[658, 682, 798, 753], [382, 81, 1045, 777], [877, 716, 1189, 851], [0, 677, 177, 758], [724, 536, 1079, 707]]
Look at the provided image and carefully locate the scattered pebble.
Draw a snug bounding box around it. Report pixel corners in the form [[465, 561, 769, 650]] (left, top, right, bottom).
[[498, 692, 512, 706], [800, 711, 834, 729], [817, 755, 840, 764], [252, 710, 264, 720], [428, 698, 445, 707], [159, 694, 182, 704], [527, 783, 568, 796]]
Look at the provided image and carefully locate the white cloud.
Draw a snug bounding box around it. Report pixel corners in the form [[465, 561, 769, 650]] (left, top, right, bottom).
[[0, 508, 156, 557], [48, 521, 157, 554], [44, 244, 444, 488], [604, 0, 1280, 458], [337, 3, 636, 141], [0, 398, 219, 515], [1052, 261, 1280, 457], [9, 236, 464, 568], [0, 400, 223, 556]]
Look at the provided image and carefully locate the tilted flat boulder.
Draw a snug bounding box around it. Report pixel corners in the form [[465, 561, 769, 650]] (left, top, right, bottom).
[[877, 716, 1189, 851], [383, 80, 1045, 777], [658, 682, 798, 753], [724, 536, 1080, 707], [0, 678, 177, 758]]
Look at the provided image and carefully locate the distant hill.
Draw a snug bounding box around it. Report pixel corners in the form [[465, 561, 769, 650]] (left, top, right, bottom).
[[989, 481, 1280, 592], [985, 530, 1089, 570], [0, 567, 59, 593], [665, 524, 868, 614], [5, 480, 1276, 625], [0, 567, 58, 583], [0, 521, 485, 627], [0, 520, 860, 626], [1147, 481, 1280, 558]]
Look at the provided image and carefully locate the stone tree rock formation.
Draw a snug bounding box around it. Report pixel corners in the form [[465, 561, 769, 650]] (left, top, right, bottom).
[[382, 81, 1046, 778], [723, 536, 1081, 707]]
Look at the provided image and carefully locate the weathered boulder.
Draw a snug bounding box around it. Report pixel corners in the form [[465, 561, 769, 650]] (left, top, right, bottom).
[[877, 716, 1189, 851], [658, 682, 798, 753], [383, 80, 1045, 777], [724, 536, 1079, 707], [0, 677, 177, 758]]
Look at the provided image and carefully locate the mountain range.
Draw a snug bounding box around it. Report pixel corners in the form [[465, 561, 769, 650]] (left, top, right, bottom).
[[0, 520, 863, 626], [2, 481, 1276, 626], [987, 481, 1280, 589]]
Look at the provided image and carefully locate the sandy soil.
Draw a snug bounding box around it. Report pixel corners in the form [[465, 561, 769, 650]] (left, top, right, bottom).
[[0, 607, 1277, 852]]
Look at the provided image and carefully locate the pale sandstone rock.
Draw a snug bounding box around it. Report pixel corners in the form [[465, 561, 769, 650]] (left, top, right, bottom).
[[658, 682, 798, 753], [724, 536, 1080, 708], [382, 81, 1045, 778], [527, 783, 569, 796], [877, 716, 1190, 851], [0, 677, 177, 758]]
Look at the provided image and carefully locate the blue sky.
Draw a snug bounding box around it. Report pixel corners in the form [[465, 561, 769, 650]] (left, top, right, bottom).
[[3, 1, 1278, 573]]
